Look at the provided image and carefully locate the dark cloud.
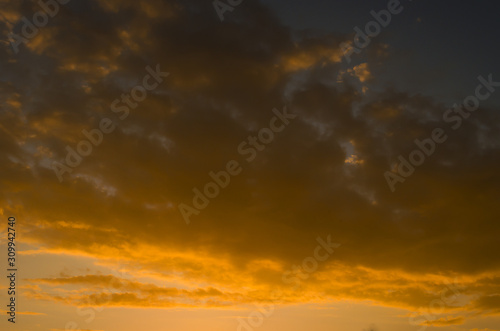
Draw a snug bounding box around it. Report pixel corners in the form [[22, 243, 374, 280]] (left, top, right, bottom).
[[1, 0, 499, 328]]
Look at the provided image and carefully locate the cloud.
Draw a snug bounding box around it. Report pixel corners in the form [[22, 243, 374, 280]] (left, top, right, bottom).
[[0, 310, 47, 316], [421, 316, 466, 326], [1, 0, 500, 327], [471, 294, 500, 315], [25, 274, 237, 308]]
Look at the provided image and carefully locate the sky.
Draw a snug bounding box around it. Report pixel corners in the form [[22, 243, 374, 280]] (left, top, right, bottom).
[[0, 0, 500, 331]]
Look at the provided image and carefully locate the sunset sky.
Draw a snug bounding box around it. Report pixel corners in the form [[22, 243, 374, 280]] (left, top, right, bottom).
[[1, 0, 500, 331]]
